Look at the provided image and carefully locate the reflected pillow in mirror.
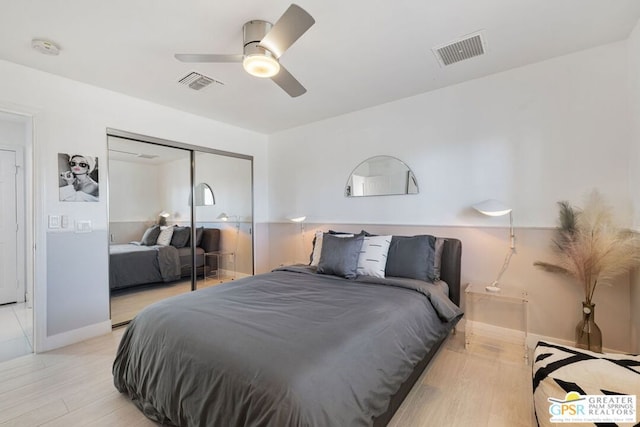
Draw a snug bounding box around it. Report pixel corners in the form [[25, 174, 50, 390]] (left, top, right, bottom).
[[195, 227, 205, 247], [156, 226, 174, 246], [317, 234, 364, 279], [140, 225, 161, 246], [356, 235, 392, 278], [433, 238, 445, 281], [170, 226, 190, 248]]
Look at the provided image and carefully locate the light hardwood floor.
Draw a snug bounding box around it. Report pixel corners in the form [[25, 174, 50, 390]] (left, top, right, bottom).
[[0, 329, 536, 426], [110, 277, 229, 326]]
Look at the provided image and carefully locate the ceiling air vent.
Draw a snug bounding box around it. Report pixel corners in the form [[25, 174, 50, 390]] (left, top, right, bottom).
[[178, 72, 221, 91], [432, 31, 486, 66]]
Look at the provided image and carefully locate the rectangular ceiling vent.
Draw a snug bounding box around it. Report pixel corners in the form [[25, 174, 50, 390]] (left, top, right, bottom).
[[178, 72, 222, 91], [432, 31, 486, 67]]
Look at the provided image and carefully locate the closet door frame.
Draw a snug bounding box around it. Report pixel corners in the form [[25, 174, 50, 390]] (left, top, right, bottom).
[[106, 128, 254, 322]]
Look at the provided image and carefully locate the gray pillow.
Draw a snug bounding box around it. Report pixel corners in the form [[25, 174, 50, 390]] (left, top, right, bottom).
[[309, 229, 364, 265], [195, 227, 205, 247], [385, 235, 436, 281], [317, 234, 365, 279], [170, 226, 190, 248], [140, 225, 161, 246]]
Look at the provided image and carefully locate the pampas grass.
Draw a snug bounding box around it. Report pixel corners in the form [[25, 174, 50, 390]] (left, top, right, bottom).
[[534, 190, 640, 304]]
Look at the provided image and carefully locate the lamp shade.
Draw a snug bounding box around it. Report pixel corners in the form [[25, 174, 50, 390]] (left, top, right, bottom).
[[217, 213, 229, 221], [472, 199, 512, 217], [287, 215, 306, 223]]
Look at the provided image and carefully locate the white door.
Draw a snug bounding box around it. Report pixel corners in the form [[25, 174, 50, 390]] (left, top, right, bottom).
[[0, 149, 17, 304]]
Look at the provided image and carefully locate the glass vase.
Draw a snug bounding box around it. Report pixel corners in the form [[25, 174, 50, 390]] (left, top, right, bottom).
[[575, 301, 602, 352]]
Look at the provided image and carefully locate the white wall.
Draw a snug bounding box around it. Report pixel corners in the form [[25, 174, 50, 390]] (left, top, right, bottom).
[[267, 41, 636, 351], [109, 159, 165, 223], [0, 113, 28, 145], [627, 19, 640, 353], [0, 59, 268, 351], [269, 41, 630, 227]]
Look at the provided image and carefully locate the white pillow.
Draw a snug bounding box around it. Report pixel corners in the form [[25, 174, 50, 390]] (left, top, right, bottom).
[[356, 235, 392, 278], [310, 231, 324, 266], [310, 231, 354, 266], [156, 226, 174, 246]]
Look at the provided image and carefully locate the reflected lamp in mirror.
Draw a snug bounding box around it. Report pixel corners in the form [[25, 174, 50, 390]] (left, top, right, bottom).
[[345, 156, 418, 197], [158, 211, 170, 226], [195, 183, 215, 206], [472, 199, 516, 293], [217, 212, 240, 222]]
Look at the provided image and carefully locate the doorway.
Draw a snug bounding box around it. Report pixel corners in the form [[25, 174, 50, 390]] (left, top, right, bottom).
[[0, 112, 32, 362]]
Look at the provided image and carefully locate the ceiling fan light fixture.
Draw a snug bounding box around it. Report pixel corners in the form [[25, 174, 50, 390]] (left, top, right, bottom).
[[243, 54, 280, 78]]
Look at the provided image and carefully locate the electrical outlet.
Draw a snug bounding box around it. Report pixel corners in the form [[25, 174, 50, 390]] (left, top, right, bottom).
[[75, 220, 92, 233]]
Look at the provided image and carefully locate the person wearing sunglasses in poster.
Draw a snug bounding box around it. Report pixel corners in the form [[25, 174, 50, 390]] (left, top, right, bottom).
[[59, 154, 99, 202]]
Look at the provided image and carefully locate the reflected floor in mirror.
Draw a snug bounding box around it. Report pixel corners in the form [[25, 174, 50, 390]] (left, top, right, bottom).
[[110, 277, 233, 326]]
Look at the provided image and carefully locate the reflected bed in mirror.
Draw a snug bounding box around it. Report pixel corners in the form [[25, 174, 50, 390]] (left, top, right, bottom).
[[345, 155, 419, 197]]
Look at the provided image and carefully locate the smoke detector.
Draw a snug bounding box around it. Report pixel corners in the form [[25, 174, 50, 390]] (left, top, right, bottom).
[[432, 31, 486, 67], [31, 39, 60, 56]]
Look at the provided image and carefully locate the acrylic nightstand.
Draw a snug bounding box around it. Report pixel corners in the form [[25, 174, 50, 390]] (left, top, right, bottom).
[[464, 283, 529, 363], [204, 251, 236, 281]]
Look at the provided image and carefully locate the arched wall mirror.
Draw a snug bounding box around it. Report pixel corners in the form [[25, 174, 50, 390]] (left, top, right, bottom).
[[195, 183, 215, 206], [345, 155, 419, 197]]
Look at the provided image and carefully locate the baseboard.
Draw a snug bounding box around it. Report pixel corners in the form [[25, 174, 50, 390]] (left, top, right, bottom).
[[465, 320, 526, 345], [38, 320, 112, 353], [462, 320, 620, 353]]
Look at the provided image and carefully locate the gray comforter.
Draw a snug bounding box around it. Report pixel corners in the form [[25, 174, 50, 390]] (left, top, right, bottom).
[[109, 243, 181, 290], [112, 266, 463, 426]]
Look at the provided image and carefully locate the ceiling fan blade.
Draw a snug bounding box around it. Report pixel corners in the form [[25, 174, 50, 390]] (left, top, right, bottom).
[[174, 53, 243, 63], [271, 65, 306, 97], [259, 4, 315, 58]]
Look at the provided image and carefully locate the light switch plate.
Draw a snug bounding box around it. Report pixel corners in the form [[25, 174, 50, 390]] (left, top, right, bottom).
[[48, 215, 60, 229]]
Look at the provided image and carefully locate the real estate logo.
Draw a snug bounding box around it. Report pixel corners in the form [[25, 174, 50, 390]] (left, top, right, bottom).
[[548, 391, 636, 423]]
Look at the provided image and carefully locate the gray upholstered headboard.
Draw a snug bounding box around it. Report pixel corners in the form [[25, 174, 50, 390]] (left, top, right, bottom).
[[439, 238, 462, 306]]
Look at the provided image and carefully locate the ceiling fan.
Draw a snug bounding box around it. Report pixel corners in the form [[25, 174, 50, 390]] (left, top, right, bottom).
[[175, 4, 315, 98]]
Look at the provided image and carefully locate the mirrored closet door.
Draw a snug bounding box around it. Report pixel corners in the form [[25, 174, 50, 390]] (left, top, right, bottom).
[[194, 152, 253, 289], [107, 133, 253, 326]]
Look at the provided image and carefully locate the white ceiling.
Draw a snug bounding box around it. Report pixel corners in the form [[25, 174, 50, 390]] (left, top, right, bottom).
[[1, 1, 639, 134]]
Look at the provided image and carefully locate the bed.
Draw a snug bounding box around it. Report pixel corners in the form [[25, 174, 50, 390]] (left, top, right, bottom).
[[109, 227, 220, 291], [113, 234, 462, 426], [532, 341, 640, 427]]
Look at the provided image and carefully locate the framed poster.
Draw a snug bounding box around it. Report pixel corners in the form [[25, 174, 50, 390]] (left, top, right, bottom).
[[58, 153, 99, 202]]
